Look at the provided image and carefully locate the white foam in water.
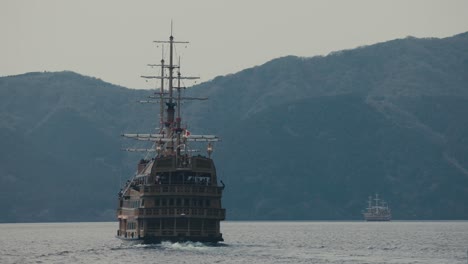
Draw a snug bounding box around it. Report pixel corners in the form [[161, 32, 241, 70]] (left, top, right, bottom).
[[160, 241, 211, 251], [132, 243, 152, 249]]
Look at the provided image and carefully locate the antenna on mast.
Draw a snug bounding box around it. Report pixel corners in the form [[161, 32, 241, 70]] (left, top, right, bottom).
[[171, 20, 173, 36], [162, 45, 164, 61]]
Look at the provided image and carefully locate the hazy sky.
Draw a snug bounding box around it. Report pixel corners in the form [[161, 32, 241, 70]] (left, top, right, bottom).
[[2, 0, 468, 89]]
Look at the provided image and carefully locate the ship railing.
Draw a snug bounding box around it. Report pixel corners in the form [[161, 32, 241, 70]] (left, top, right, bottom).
[[147, 230, 215, 237], [142, 185, 223, 196], [117, 208, 136, 218], [137, 207, 225, 219]]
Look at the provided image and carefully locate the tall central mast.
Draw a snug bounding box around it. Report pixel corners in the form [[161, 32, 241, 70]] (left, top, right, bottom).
[[127, 30, 217, 161], [147, 33, 196, 157], [159, 57, 165, 134], [169, 35, 174, 102], [169, 22, 179, 157], [164, 35, 175, 154]]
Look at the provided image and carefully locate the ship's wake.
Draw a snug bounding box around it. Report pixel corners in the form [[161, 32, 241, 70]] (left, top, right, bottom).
[[160, 241, 221, 251], [111, 240, 228, 252]]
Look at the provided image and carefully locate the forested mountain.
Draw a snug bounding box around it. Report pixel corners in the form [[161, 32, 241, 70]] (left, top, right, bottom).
[[0, 72, 151, 222], [1, 32, 468, 222]]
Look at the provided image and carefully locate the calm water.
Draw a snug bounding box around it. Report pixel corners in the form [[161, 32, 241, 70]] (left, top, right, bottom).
[[0, 221, 467, 264]]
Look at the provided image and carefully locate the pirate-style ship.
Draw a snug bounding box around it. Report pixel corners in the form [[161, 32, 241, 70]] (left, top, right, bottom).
[[117, 32, 225, 243], [363, 194, 391, 221]]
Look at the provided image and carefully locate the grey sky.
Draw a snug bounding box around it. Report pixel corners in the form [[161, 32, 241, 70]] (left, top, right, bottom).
[[2, 0, 468, 89]]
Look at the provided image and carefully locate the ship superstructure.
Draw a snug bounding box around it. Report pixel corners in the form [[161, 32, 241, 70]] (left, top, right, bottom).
[[116, 32, 225, 243], [363, 194, 391, 221]]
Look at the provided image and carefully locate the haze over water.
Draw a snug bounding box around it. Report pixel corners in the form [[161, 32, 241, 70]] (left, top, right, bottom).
[[1, 221, 467, 264]]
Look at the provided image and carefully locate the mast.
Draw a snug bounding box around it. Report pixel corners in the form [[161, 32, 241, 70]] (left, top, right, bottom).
[[374, 193, 380, 207], [169, 35, 174, 102], [159, 56, 165, 134], [374, 193, 380, 213], [127, 32, 215, 160], [157, 58, 165, 155], [176, 59, 182, 156], [177, 57, 182, 121], [367, 196, 372, 212], [153, 34, 189, 157], [166, 35, 175, 154]]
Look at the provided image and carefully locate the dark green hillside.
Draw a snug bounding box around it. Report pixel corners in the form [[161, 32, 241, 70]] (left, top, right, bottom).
[[1, 32, 468, 222], [186, 32, 468, 220], [0, 72, 153, 222], [215, 95, 467, 219]]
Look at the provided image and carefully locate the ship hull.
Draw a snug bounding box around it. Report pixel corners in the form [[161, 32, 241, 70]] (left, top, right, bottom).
[[365, 218, 391, 221], [116, 234, 223, 244], [116, 217, 224, 244], [117, 157, 225, 244], [363, 215, 391, 221]]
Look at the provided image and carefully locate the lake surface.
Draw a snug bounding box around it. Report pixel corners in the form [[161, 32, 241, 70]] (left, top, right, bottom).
[[0, 221, 467, 264]]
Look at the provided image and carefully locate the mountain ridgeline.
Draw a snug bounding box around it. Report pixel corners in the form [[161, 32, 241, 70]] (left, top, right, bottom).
[[1, 32, 468, 222]]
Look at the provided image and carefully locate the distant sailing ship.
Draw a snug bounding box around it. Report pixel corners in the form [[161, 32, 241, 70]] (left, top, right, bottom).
[[116, 31, 225, 243], [363, 194, 391, 221]]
